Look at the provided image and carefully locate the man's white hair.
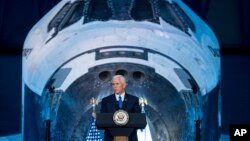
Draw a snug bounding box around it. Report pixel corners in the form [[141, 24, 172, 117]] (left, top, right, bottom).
[[112, 75, 126, 84]]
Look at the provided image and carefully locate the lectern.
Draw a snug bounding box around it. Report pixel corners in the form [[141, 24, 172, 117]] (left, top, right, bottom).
[[96, 112, 147, 141]]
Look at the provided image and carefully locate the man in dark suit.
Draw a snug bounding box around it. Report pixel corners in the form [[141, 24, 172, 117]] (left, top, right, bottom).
[[100, 75, 141, 141]]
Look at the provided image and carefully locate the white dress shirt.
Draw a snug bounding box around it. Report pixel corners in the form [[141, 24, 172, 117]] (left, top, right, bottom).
[[115, 92, 125, 101]]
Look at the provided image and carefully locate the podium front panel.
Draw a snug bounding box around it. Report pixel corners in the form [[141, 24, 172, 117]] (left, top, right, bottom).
[[96, 113, 146, 129]]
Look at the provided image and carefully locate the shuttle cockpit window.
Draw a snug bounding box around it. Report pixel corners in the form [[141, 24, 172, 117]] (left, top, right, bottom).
[[159, 0, 196, 34], [48, 1, 84, 32], [83, 0, 112, 23], [61, 1, 85, 29], [131, 0, 158, 22], [83, 0, 159, 24], [48, 2, 71, 32], [173, 2, 196, 32]]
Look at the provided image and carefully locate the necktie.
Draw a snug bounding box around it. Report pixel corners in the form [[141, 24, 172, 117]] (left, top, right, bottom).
[[118, 96, 122, 109]]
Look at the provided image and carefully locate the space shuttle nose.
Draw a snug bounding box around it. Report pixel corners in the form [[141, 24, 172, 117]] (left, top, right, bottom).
[[22, 0, 220, 140]]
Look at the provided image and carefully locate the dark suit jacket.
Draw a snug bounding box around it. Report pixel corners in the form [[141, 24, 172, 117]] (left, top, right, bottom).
[[100, 93, 141, 141]]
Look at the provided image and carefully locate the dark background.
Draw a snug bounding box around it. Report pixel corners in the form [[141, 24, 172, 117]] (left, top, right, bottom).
[[0, 0, 249, 136]]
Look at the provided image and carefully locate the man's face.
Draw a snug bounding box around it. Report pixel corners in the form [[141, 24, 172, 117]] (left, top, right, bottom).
[[112, 78, 126, 95]]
